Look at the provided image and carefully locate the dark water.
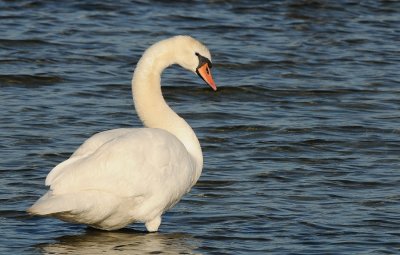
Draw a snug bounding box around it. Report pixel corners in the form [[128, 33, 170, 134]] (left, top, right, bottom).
[[1, 1, 400, 254]]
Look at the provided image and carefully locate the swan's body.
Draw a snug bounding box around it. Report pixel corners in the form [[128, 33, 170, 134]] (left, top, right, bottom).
[[28, 36, 217, 232]]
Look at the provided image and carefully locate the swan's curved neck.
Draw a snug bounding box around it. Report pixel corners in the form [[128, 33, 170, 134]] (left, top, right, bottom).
[[131, 40, 203, 182]]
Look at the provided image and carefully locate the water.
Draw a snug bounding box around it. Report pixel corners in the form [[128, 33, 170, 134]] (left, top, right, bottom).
[[1, 0, 399, 254]]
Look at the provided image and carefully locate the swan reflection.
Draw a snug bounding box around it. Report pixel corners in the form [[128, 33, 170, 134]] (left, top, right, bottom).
[[38, 228, 200, 255]]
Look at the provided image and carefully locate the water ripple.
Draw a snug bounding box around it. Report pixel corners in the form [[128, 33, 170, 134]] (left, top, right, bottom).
[[0, 74, 63, 87]]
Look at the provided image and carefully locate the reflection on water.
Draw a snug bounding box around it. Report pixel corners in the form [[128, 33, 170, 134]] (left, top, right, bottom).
[[38, 228, 199, 255]]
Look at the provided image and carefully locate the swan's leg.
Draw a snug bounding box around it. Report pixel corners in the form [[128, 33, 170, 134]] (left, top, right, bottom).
[[145, 215, 161, 232]]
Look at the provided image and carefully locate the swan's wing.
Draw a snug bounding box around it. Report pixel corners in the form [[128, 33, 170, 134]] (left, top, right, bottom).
[[46, 128, 195, 199], [71, 128, 134, 158], [45, 128, 133, 186]]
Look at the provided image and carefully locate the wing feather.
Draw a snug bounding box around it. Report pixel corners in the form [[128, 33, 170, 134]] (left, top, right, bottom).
[[46, 128, 134, 186], [47, 128, 195, 200]]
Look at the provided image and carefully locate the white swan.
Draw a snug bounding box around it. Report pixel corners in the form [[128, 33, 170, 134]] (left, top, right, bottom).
[[27, 35, 217, 232]]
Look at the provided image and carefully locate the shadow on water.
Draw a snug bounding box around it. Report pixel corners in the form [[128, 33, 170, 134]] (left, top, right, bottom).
[[35, 228, 200, 255]]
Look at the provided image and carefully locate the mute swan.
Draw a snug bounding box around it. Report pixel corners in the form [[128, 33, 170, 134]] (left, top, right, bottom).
[[28, 35, 217, 232]]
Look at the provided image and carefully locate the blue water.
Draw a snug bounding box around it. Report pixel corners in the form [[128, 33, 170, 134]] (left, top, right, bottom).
[[1, 1, 400, 254]]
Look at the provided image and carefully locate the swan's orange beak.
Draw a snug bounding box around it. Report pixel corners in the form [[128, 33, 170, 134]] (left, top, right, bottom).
[[196, 63, 217, 91]]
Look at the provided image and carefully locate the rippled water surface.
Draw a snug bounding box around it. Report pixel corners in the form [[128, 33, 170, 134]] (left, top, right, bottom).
[[1, 1, 400, 254]]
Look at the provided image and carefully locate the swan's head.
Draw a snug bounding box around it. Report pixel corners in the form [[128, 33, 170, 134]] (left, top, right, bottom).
[[172, 36, 217, 91]]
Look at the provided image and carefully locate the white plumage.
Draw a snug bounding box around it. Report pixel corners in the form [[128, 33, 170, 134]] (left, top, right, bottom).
[[28, 35, 217, 232]]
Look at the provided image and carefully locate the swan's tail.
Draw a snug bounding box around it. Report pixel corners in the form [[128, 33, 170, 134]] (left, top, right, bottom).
[[27, 191, 73, 216], [27, 190, 123, 229]]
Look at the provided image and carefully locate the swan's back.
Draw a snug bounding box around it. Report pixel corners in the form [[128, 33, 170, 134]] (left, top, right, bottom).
[[49, 128, 195, 196]]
